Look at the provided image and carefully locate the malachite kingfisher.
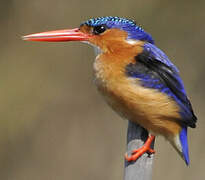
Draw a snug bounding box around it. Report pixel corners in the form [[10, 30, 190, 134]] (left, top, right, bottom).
[[23, 16, 197, 165]]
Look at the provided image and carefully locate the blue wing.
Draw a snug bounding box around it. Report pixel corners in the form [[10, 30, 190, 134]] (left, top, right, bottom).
[[143, 43, 179, 72], [125, 43, 197, 128]]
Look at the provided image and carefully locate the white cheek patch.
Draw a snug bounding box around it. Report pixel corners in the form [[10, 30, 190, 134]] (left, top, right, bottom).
[[126, 39, 139, 45]]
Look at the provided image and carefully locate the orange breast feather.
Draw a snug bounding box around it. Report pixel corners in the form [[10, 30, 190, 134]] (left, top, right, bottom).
[[93, 39, 182, 139]]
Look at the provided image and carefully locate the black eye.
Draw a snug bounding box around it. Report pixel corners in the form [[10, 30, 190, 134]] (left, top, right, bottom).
[[93, 25, 108, 35]]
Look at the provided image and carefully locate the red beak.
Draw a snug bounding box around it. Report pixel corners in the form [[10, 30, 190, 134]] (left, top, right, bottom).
[[22, 28, 91, 42]]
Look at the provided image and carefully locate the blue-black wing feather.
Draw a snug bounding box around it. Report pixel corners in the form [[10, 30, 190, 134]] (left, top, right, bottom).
[[125, 43, 197, 128]]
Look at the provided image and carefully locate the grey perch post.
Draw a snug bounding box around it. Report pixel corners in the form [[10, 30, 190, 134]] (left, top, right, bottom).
[[124, 121, 155, 180]]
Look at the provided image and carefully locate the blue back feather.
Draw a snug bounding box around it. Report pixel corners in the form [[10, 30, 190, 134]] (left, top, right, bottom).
[[126, 43, 197, 128], [143, 43, 179, 73]]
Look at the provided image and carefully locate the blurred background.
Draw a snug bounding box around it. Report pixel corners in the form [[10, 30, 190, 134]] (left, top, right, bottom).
[[1, 0, 205, 179]]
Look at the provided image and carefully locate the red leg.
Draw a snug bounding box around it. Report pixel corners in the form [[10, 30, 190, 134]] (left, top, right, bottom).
[[125, 135, 155, 162]]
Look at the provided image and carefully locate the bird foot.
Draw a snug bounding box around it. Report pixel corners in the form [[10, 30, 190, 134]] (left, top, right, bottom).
[[125, 135, 155, 162]]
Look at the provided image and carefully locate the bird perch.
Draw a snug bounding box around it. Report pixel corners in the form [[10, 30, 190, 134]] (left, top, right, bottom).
[[124, 121, 155, 180]]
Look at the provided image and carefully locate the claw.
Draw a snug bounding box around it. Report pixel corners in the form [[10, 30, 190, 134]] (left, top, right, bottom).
[[131, 149, 139, 154], [125, 135, 155, 162]]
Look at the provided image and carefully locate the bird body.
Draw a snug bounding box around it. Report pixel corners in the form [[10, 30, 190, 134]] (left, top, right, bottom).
[[23, 16, 197, 165], [93, 38, 184, 160]]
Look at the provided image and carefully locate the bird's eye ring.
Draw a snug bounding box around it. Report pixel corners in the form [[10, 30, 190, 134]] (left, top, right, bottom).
[[93, 25, 108, 35]]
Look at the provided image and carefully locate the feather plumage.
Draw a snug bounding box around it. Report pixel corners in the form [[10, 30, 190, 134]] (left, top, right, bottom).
[[126, 43, 197, 128]]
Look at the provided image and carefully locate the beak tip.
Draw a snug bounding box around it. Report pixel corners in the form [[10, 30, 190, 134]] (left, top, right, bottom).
[[22, 34, 34, 41], [22, 36, 28, 41]]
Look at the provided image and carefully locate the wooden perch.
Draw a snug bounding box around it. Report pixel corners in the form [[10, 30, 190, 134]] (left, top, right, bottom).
[[124, 121, 155, 180]]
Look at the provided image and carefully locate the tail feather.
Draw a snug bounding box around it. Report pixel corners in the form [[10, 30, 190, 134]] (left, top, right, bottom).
[[179, 127, 190, 165], [170, 127, 190, 165]]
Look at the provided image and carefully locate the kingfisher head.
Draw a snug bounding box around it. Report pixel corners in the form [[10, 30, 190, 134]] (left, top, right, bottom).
[[23, 16, 154, 52]]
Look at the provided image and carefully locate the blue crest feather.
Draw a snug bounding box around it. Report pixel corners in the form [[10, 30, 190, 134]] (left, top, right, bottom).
[[81, 16, 154, 44]]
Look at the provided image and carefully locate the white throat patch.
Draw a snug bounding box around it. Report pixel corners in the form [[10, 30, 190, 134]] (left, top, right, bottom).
[[82, 41, 102, 56]]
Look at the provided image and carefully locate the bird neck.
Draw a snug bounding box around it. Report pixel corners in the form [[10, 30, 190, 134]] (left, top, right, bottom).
[[93, 40, 144, 87]]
